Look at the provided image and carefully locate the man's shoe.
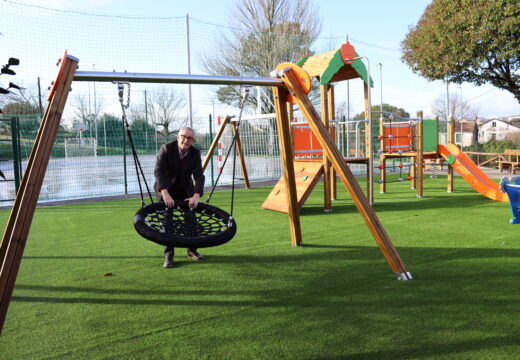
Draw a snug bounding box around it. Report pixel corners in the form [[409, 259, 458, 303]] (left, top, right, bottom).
[[163, 255, 174, 268], [187, 250, 205, 261]]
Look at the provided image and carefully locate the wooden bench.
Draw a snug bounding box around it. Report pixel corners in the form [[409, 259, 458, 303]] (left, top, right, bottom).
[[498, 149, 520, 174]]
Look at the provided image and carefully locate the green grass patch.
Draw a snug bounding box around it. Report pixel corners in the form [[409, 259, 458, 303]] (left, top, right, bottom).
[[0, 176, 519, 359]]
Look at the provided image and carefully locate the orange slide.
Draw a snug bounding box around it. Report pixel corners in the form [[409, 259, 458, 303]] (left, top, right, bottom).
[[437, 144, 508, 202]]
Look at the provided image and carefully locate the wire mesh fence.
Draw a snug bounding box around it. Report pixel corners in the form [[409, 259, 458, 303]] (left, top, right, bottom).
[[0, 0, 373, 205], [0, 115, 286, 204]]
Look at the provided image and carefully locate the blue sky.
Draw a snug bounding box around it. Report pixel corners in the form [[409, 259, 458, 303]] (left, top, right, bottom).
[[4, 0, 520, 119]]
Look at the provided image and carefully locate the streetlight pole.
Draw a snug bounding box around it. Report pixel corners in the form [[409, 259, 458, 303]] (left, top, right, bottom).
[[186, 13, 193, 128], [457, 86, 463, 145], [377, 63, 383, 115], [93, 64, 98, 146], [345, 55, 373, 205], [445, 79, 450, 121]]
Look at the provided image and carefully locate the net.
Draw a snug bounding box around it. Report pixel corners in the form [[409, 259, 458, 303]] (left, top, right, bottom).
[[64, 137, 97, 158], [0, 0, 370, 204]]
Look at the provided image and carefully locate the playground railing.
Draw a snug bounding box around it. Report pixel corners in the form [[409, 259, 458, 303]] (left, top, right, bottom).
[[464, 151, 505, 167]]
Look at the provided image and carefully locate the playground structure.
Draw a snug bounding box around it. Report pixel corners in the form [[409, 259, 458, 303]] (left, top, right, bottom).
[[262, 42, 374, 213], [500, 176, 520, 223], [0, 45, 414, 332], [378, 112, 449, 197], [202, 115, 250, 189], [377, 112, 510, 203]]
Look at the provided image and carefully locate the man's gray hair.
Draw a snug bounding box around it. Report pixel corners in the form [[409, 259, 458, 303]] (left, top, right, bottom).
[[179, 127, 196, 137]]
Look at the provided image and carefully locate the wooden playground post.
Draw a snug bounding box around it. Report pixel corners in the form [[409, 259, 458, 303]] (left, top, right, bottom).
[[280, 67, 411, 279], [231, 121, 250, 188], [272, 85, 302, 246], [416, 111, 424, 197], [327, 85, 337, 201], [0, 55, 78, 334], [410, 157, 416, 190], [447, 116, 455, 192], [363, 83, 374, 203], [320, 84, 332, 211], [288, 103, 294, 123], [202, 115, 231, 171], [379, 116, 386, 193], [201, 115, 250, 189]]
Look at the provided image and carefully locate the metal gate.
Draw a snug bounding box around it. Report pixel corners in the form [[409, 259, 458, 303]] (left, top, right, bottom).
[[0, 117, 22, 203]]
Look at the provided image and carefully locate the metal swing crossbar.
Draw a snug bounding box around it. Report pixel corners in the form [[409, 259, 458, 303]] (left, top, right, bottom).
[[116, 82, 247, 249]]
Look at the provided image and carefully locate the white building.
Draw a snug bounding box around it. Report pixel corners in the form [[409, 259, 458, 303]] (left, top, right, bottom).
[[454, 121, 477, 148], [478, 119, 520, 143]]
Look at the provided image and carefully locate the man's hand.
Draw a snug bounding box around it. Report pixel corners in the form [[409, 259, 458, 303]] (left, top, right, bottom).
[[185, 193, 200, 209], [161, 189, 175, 208]]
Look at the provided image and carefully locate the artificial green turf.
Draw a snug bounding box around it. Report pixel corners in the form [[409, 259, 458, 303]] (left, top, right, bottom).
[[0, 175, 519, 359]]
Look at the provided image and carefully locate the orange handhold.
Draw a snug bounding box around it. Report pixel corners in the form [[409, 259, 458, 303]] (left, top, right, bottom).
[[275, 62, 311, 104], [48, 50, 68, 101], [340, 41, 357, 64]]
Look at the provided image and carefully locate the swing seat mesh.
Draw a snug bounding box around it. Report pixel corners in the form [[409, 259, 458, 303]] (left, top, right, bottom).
[[134, 201, 237, 248]]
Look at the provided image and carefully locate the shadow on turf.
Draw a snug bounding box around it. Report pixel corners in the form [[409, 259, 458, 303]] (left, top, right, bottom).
[[23, 255, 160, 259], [10, 245, 520, 357], [13, 245, 520, 296], [300, 192, 498, 216], [314, 335, 516, 360], [12, 244, 520, 360]]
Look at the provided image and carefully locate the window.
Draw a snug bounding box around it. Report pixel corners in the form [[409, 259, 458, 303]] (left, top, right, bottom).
[[492, 121, 497, 127], [455, 134, 462, 143], [491, 133, 496, 141]]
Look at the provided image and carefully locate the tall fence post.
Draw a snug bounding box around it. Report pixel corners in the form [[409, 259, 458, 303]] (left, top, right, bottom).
[[122, 115, 128, 194], [209, 114, 214, 186], [11, 117, 22, 193], [186, 13, 193, 128]]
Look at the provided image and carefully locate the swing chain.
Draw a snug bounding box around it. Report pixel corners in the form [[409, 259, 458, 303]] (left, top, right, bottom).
[[116, 81, 155, 206], [117, 82, 131, 119]]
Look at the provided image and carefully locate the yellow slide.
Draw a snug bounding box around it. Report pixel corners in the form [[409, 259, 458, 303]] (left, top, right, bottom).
[[437, 144, 508, 202]]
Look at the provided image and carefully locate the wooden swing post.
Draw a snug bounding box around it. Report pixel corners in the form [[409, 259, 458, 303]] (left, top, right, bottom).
[[0, 54, 78, 334], [272, 85, 302, 246], [201, 115, 250, 189], [277, 66, 411, 279]]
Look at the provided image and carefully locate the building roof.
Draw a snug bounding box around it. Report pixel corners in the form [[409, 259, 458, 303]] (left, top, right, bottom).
[[455, 121, 477, 132], [479, 119, 520, 130]]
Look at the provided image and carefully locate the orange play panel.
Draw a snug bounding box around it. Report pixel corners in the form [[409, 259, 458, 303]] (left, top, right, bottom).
[[382, 121, 413, 153], [292, 124, 323, 158]]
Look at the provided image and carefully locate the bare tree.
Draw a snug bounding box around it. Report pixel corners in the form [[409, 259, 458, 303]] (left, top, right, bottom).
[[0, 80, 46, 115], [71, 94, 104, 137], [202, 0, 322, 113], [431, 93, 479, 121], [145, 86, 187, 136]]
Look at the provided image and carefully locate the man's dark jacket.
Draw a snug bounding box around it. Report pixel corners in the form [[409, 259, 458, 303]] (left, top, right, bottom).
[[153, 140, 205, 200]]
